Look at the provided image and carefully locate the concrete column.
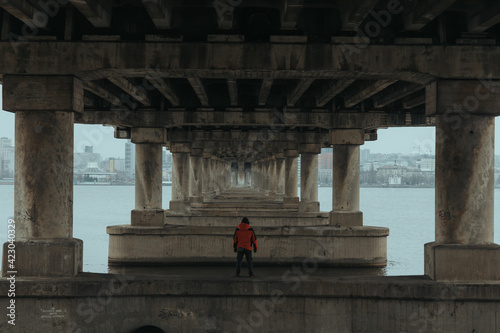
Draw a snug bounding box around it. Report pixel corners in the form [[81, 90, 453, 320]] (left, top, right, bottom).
[[189, 152, 203, 204], [284, 150, 299, 206], [299, 153, 320, 212], [424, 80, 500, 282], [130, 128, 166, 226], [202, 153, 211, 197], [237, 161, 245, 185], [1, 75, 83, 277], [269, 159, 277, 196], [275, 155, 285, 200], [211, 157, 219, 195], [170, 143, 191, 213]]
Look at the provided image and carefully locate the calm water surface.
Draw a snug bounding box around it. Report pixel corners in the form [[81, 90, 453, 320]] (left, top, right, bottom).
[[1, 185, 499, 275]]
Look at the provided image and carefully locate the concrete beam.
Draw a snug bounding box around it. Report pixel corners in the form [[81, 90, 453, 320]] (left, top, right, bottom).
[[69, 0, 111, 27], [287, 78, 314, 106], [142, 0, 173, 29], [0, 0, 36, 28], [402, 93, 425, 109], [330, 129, 365, 145], [84, 81, 122, 106], [316, 80, 355, 107], [373, 82, 424, 108], [341, 0, 379, 31], [404, 0, 456, 31], [468, 2, 500, 33], [188, 77, 209, 107], [108, 76, 152, 107], [131, 127, 167, 144], [344, 80, 397, 108], [227, 79, 238, 107], [2, 42, 500, 82], [425, 80, 500, 116], [281, 0, 304, 29], [145, 74, 180, 106], [3, 75, 84, 113], [259, 78, 274, 106]]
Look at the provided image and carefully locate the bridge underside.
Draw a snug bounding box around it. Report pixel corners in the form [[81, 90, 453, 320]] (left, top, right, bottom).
[[2, 0, 500, 331]]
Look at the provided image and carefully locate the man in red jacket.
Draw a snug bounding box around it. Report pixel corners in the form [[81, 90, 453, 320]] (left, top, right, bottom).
[[233, 217, 258, 277]]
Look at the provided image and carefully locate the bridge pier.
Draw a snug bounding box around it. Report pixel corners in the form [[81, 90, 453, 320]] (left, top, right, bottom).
[[169, 144, 191, 213], [299, 146, 320, 213], [1, 76, 83, 277], [330, 130, 364, 227], [425, 80, 500, 282], [130, 128, 165, 226], [189, 151, 204, 204]]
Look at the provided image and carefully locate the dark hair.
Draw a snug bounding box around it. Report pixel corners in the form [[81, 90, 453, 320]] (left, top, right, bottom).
[[242, 217, 249, 224]]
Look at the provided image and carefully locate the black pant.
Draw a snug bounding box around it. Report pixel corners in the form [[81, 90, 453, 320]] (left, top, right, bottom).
[[236, 248, 253, 276]]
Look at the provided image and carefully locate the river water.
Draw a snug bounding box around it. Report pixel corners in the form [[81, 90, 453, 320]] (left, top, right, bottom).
[[1, 185, 499, 276]]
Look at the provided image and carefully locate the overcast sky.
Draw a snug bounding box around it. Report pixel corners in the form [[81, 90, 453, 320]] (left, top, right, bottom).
[[0, 92, 499, 159]]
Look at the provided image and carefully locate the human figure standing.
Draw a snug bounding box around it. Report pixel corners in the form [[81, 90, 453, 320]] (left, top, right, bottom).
[[233, 217, 258, 277]]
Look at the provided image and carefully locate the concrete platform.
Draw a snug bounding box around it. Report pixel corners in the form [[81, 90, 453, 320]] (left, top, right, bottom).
[[1, 269, 499, 332], [107, 225, 388, 267]]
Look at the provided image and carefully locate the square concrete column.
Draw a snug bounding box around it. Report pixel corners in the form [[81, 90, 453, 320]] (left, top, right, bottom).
[[169, 143, 191, 213], [202, 153, 211, 197], [330, 130, 364, 227], [1, 75, 83, 277], [269, 158, 277, 196], [425, 80, 500, 282], [237, 160, 245, 185], [189, 150, 204, 204], [275, 154, 285, 200], [299, 144, 320, 212], [130, 128, 166, 226], [284, 150, 299, 206]]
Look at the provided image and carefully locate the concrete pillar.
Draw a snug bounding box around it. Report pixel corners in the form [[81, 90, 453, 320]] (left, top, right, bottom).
[[269, 158, 277, 196], [424, 80, 500, 282], [131, 128, 166, 226], [299, 153, 320, 212], [275, 154, 285, 200], [330, 130, 364, 226], [189, 151, 204, 204], [1, 75, 83, 277], [202, 153, 211, 197], [238, 161, 245, 185], [284, 150, 299, 206], [169, 143, 191, 213]]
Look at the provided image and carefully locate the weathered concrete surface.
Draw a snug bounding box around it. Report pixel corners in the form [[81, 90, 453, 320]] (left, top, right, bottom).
[[107, 225, 388, 267], [169, 152, 191, 213], [435, 114, 494, 244], [331, 144, 362, 227], [425, 242, 500, 282], [298, 153, 319, 213], [132, 143, 163, 226], [1, 273, 499, 333]]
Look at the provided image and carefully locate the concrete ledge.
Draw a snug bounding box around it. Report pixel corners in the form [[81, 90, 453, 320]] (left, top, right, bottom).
[[131, 209, 164, 226], [107, 225, 388, 267], [298, 201, 319, 213], [164, 212, 330, 227], [0, 273, 499, 332], [1, 239, 83, 277], [425, 242, 500, 282], [330, 211, 363, 226]]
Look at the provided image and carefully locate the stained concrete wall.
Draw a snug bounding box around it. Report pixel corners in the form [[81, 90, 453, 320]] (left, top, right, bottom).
[[0, 275, 499, 333]]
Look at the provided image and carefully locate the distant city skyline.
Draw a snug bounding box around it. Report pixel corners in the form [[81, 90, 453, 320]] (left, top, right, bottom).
[[2, 93, 500, 158]]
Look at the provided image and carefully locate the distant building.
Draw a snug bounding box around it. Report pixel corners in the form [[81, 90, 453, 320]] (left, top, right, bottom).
[[361, 149, 370, 164], [418, 158, 435, 171], [0, 137, 14, 178], [74, 146, 101, 170], [125, 140, 135, 180]]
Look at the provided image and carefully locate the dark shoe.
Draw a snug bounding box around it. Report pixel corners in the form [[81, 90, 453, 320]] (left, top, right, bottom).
[[249, 274, 255, 278]]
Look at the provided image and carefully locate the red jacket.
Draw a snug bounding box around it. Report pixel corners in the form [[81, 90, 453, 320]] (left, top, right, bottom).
[[233, 223, 258, 251]]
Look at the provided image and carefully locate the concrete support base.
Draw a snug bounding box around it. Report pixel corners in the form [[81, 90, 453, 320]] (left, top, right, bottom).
[[189, 196, 204, 204], [330, 211, 363, 227], [2, 274, 499, 333], [131, 209, 165, 227], [298, 201, 319, 213], [1, 239, 83, 277], [168, 201, 191, 214], [107, 225, 388, 267], [425, 242, 500, 282], [283, 197, 299, 206]]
